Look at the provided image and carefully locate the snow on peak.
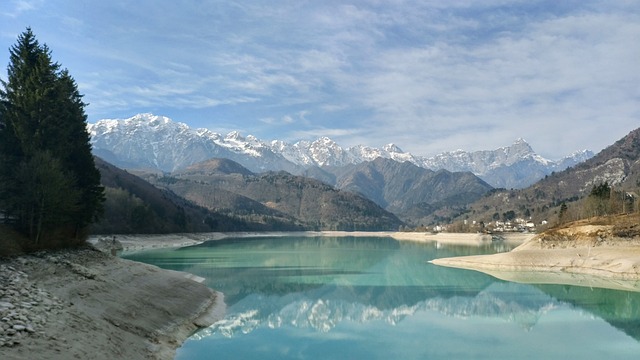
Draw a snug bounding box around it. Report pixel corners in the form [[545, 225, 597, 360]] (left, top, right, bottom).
[[225, 131, 244, 141], [88, 113, 594, 188], [509, 138, 534, 152], [383, 143, 404, 153], [314, 136, 337, 145], [133, 113, 164, 122]]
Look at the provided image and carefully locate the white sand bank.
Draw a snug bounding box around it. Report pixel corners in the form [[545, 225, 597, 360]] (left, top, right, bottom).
[[89, 233, 229, 254], [389, 231, 535, 247], [432, 230, 640, 291]]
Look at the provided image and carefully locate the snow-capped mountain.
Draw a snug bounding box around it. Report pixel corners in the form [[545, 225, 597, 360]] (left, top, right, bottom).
[[87, 114, 594, 188], [270, 137, 419, 168], [88, 113, 298, 173], [416, 139, 594, 188], [420, 139, 544, 175]]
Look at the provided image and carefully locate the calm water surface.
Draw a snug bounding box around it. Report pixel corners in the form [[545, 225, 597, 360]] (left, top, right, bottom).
[[124, 236, 640, 359]]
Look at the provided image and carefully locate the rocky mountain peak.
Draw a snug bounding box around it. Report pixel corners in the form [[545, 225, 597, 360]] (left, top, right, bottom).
[[513, 137, 528, 145], [383, 143, 404, 153], [312, 136, 339, 147], [505, 138, 535, 157], [225, 131, 244, 141], [88, 113, 595, 188]]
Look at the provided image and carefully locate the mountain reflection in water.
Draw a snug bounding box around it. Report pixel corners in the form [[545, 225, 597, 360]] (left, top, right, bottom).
[[124, 236, 640, 360]]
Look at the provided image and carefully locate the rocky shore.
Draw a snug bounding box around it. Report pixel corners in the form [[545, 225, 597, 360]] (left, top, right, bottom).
[[0, 262, 66, 348], [0, 246, 223, 360]]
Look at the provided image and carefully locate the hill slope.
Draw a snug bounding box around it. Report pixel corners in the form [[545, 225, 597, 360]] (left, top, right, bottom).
[[92, 157, 263, 234], [452, 127, 640, 227], [145, 159, 404, 231], [315, 158, 493, 225]]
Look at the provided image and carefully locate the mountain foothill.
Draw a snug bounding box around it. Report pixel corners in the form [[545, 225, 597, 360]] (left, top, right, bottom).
[[88, 114, 640, 234]]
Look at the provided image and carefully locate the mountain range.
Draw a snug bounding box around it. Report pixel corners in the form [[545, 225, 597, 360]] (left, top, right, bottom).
[[88, 113, 593, 189], [443, 127, 640, 228], [138, 156, 489, 226], [88, 112, 640, 230], [91, 157, 253, 234]]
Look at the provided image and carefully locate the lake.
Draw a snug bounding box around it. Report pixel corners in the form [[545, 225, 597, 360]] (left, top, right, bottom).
[[124, 235, 640, 359]]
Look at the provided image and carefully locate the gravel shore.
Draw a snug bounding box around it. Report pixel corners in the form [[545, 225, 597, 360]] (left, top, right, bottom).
[[0, 246, 223, 360]]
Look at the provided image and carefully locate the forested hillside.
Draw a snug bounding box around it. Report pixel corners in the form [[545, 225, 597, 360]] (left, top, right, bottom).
[[91, 157, 262, 234], [144, 158, 404, 231]]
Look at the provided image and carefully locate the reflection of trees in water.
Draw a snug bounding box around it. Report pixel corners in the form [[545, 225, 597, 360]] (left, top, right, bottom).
[[536, 284, 640, 342]]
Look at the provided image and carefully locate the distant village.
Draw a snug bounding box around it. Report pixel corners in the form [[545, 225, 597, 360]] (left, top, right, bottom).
[[431, 217, 547, 234]]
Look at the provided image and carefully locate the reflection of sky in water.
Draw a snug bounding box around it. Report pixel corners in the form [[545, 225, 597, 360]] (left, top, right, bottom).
[[125, 236, 640, 360]]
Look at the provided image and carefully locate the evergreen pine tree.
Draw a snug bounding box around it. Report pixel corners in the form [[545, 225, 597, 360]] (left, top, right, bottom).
[[54, 70, 105, 229], [0, 28, 104, 247]]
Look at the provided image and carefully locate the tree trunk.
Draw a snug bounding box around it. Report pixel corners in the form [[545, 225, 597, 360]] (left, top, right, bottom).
[[35, 196, 45, 245]]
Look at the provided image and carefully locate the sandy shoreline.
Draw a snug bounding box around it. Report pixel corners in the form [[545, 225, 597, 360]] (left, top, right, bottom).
[[432, 225, 640, 292], [0, 247, 224, 360]]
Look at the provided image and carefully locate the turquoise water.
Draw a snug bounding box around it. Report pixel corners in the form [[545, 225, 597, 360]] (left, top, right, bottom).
[[124, 236, 640, 359]]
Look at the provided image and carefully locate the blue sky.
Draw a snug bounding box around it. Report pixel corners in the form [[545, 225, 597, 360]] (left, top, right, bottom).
[[1, 1, 639, 159]]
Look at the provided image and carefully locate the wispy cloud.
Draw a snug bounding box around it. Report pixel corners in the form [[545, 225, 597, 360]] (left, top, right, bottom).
[[289, 127, 366, 142], [1, 0, 43, 17], [344, 7, 640, 157], [1, 1, 639, 158]]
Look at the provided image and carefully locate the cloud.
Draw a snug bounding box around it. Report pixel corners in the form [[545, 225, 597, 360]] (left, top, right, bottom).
[[289, 127, 367, 143], [343, 7, 640, 157], [259, 111, 310, 127], [260, 115, 294, 126], [3, 1, 639, 159], [2, 0, 43, 17]]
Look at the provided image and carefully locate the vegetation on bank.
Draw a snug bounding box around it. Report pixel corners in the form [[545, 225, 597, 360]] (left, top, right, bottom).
[[542, 212, 640, 242], [399, 180, 640, 236], [0, 29, 105, 251], [90, 157, 265, 234]]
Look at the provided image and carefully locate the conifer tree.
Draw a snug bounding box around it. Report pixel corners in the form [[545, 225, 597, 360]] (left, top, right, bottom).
[[0, 28, 104, 246]]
